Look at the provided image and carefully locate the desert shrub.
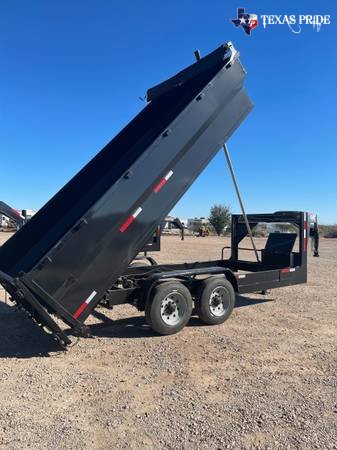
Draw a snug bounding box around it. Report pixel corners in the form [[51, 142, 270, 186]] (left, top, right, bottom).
[[320, 225, 337, 238], [209, 205, 231, 236], [252, 223, 268, 237]]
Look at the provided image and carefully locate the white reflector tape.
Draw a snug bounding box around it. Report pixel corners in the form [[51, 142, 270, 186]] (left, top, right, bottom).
[[164, 170, 173, 181], [85, 290, 97, 304], [133, 207, 142, 218]]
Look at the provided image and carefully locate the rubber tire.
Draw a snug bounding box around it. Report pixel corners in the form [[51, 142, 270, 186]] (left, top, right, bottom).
[[195, 277, 235, 325], [145, 281, 193, 335], [129, 259, 152, 268], [129, 261, 149, 268]]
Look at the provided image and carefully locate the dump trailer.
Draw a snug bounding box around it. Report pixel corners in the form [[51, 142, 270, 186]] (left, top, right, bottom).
[[0, 201, 25, 231], [0, 43, 309, 347]]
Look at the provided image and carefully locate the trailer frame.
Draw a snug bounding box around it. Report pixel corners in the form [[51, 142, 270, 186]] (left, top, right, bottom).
[[101, 210, 308, 309]]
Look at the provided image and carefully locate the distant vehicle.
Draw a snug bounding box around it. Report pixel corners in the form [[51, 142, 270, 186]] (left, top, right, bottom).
[[197, 227, 209, 237], [0, 201, 25, 231]]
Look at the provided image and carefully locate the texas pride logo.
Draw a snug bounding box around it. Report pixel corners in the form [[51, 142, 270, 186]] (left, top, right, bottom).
[[231, 8, 259, 35]]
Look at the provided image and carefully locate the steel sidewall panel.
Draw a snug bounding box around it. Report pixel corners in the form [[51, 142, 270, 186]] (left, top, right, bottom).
[[29, 62, 252, 317]]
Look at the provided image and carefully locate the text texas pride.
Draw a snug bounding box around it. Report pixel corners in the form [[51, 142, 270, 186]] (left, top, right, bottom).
[[231, 7, 331, 35]]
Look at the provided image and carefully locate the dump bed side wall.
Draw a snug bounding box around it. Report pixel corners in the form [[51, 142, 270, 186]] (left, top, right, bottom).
[[0, 64, 224, 277], [25, 59, 252, 321]]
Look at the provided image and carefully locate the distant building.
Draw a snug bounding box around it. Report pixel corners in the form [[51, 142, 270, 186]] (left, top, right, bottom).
[[187, 217, 209, 231], [163, 216, 174, 230]]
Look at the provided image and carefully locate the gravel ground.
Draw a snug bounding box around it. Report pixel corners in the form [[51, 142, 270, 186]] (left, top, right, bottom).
[[0, 232, 336, 450]]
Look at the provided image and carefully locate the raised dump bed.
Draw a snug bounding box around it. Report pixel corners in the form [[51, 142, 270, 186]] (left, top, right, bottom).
[[0, 42, 254, 345]]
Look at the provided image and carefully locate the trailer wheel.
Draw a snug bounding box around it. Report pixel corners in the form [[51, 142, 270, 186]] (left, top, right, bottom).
[[129, 261, 150, 268], [129, 257, 157, 267], [195, 277, 235, 325], [145, 281, 193, 335]]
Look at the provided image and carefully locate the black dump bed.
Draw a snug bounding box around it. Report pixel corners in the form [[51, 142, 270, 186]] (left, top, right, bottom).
[[0, 42, 253, 342]]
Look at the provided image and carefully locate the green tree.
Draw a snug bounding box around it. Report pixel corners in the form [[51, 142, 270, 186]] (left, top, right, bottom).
[[209, 204, 231, 236]]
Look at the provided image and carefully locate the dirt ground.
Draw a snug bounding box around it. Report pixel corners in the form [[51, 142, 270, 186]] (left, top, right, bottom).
[[0, 232, 336, 450]]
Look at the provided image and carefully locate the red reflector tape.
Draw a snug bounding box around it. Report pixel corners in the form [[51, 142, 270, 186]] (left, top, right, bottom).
[[73, 302, 87, 319], [11, 208, 21, 217], [281, 268, 296, 274], [153, 170, 173, 193], [73, 290, 97, 319], [119, 215, 135, 233], [120, 207, 142, 233]]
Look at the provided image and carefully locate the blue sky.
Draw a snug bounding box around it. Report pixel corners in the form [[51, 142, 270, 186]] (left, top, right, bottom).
[[0, 1, 336, 223]]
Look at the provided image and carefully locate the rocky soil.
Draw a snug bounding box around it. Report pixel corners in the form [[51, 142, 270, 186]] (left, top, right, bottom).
[[0, 233, 336, 449]]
